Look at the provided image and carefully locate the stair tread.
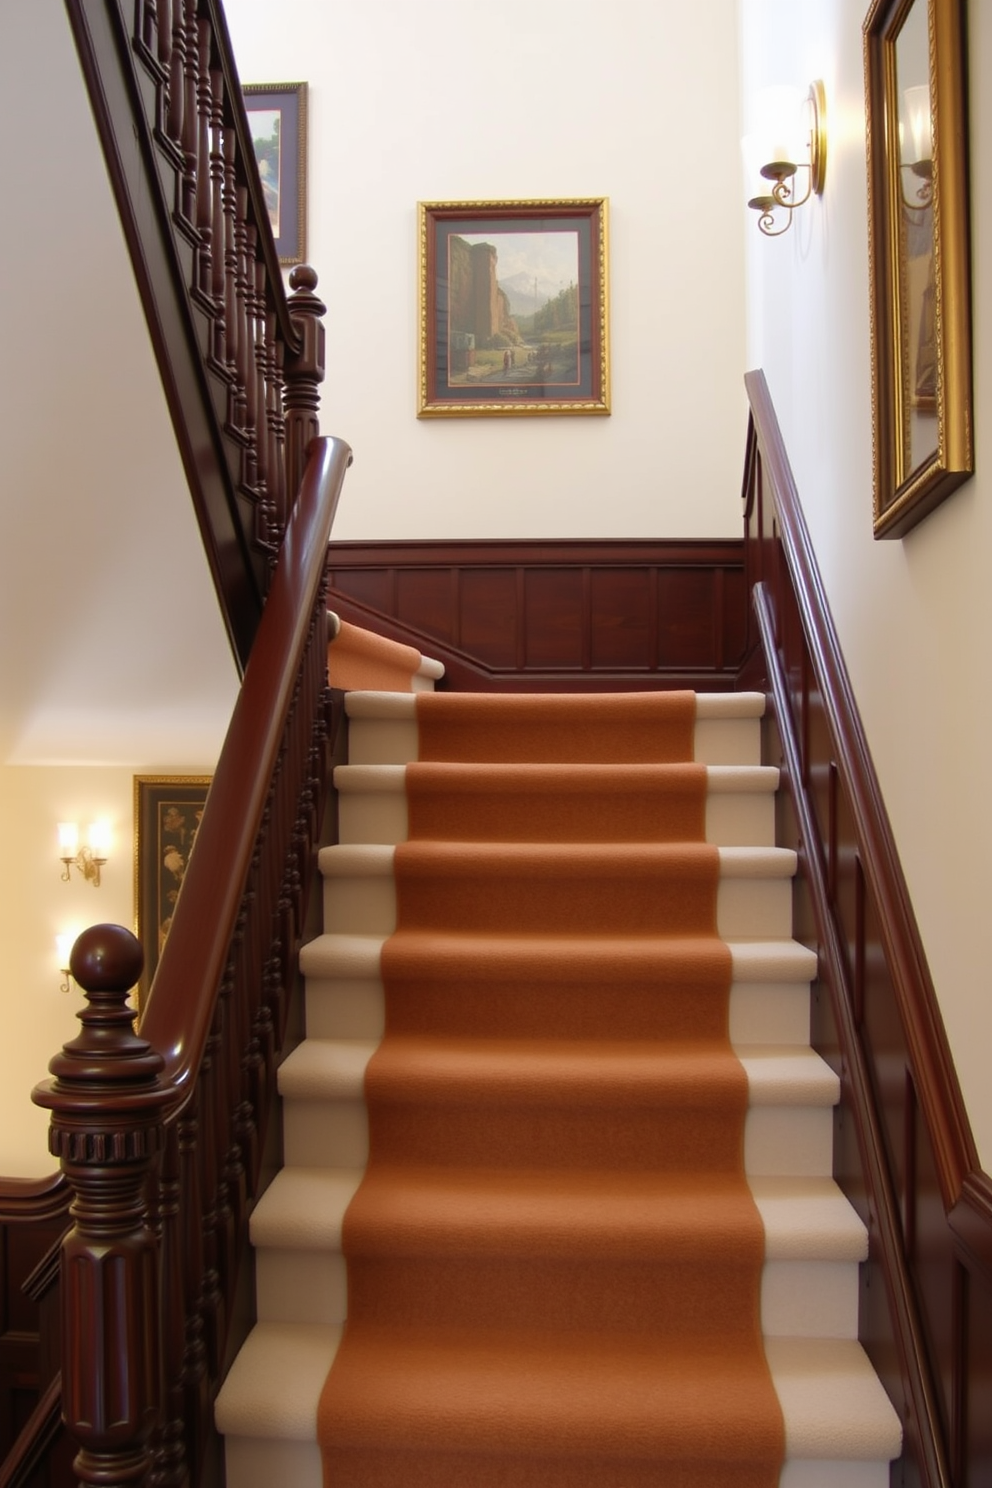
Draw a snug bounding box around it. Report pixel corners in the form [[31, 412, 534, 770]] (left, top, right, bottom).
[[344, 691, 767, 720], [217, 1323, 897, 1462], [215, 1321, 342, 1439], [252, 1165, 865, 1261], [319, 842, 796, 875], [279, 1035, 837, 1106], [335, 762, 780, 792], [300, 930, 818, 983]]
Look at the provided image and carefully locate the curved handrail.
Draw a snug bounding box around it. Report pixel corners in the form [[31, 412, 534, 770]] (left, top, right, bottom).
[[0, 1172, 67, 1222], [140, 433, 351, 1089]]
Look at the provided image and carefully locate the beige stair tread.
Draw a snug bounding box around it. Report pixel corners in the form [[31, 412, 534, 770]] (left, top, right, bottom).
[[217, 1326, 896, 1465], [738, 1046, 840, 1104], [317, 842, 796, 876], [766, 1337, 902, 1460], [251, 1166, 865, 1265], [278, 1038, 377, 1099], [251, 1167, 364, 1248], [344, 691, 767, 720], [334, 762, 779, 792], [299, 931, 817, 984], [214, 1321, 341, 1439]]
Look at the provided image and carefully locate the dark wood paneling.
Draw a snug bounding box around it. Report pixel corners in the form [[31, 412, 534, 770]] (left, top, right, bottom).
[[745, 368, 992, 1488], [0, 1184, 68, 1468], [327, 539, 747, 690]]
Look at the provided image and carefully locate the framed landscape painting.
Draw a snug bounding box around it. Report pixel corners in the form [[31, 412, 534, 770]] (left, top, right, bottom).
[[133, 775, 212, 1007], [418, 198, 610, 418], [244, 82, 308, 265]]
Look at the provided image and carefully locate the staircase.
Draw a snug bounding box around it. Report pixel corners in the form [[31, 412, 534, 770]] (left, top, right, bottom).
[[216, 680, 902, 1486]]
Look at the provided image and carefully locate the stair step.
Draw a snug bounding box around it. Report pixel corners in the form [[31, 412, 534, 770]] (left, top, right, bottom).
[[216, 1323, 899, 1488], [318, 842, 797, 940], [277, 1036, 837, 1176], [344, 689, 766, 767], [336, 762, 780, 847], [250, 1166, 865, 1337]]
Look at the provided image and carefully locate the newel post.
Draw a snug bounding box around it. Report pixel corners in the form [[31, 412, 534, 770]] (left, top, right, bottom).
[[283, 264, 326, 506], [33, 925, 173, 1488]]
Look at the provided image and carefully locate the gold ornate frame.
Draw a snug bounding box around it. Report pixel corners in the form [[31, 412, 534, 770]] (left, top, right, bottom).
[[418, 198, 610, 418], [863, 0, 972, 538]]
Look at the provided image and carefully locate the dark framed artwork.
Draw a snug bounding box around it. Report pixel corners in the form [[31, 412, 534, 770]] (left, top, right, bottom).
[[243, 82, 308, 265], [863, 0, 972, 538], [418, 198, 610, 418], [133, 776, 212, 1006]]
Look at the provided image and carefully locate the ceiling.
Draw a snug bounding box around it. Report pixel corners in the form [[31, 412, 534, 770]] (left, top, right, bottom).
[[0, 0, 239, 767]]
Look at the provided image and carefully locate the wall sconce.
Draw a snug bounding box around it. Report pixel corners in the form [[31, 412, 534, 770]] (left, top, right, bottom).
[[900, 84, 933, 214], [55, 933, 74, 993], [745, 81, 827, 237], [58, 821, 111, 887]]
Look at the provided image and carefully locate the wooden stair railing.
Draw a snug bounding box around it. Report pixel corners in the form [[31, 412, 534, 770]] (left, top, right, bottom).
[[33, 432, 352, 1488], [743, 368, 992, 1485], [66, 0, 325, 670]]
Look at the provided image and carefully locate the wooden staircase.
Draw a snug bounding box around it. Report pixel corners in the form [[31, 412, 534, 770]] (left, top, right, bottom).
[[216, 679, 901, 1486]]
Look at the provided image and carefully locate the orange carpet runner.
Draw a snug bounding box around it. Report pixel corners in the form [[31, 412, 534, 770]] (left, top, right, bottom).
[[317, 691, 785, 1486]]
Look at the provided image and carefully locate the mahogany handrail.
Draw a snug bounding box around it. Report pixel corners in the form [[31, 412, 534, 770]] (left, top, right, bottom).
[[140, 434, 350, 1088]]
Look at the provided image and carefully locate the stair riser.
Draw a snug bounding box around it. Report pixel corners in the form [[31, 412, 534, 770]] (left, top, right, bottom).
[[281, 1096, 835, 1177], [323, 874, 794, 940], [303, 976, 812, 1045], [223, 1434, 890, 1488], [256, 1246, 858, 1340], [346, 716, 764, 769], [337, 787, 776, 848]]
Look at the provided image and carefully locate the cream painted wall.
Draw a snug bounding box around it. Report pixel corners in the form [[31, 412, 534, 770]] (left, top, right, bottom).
[[223, 0, 747, 541], [0, 764, 216, 1177], [739, 0, 992, 1165]]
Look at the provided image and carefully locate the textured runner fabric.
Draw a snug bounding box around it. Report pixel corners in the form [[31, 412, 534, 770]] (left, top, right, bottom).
[[318, 691, 785, 1486]]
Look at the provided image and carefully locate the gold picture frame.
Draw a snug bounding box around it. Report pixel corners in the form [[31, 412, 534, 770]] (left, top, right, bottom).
[[133, 775, 212, 1007], [864, 0, 972, 538], [418, 198, 610, 418]]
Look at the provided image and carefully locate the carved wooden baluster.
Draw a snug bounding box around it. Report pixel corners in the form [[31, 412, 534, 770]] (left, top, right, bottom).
[[33, 925, 171, 1488], [137, 0, 158, 56], [156, 0, 172, 84], [233, 185, 252, 440], [194, 1018, 225, 1376], [179, 0, 198, 226], [209, 65, 228, 364], [177, 1098, 208, 1484], [149, 1122, 186, 1488], [167, 0, 186, 149], [222, 129, 241, 428], [194, 21, 215, 297], [242, 219, 260, 496], [252, 258, 273, 546], [268, 320, 288, 539], [284, 266, 327, 509]]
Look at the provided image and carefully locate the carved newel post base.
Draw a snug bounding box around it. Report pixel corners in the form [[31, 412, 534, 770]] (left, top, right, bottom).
[[33, 925, 173, 1488]]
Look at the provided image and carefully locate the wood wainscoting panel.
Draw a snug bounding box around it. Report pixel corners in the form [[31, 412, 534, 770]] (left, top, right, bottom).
[[326, 540, 747, 690]]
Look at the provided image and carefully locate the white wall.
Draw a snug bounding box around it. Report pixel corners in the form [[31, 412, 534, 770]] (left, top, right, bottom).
[[739, 0, 992, 1165], [224, 0, 747, 541]]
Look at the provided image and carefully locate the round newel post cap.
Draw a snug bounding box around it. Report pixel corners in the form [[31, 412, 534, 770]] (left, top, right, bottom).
[[70, 923, 144, 992], [288, 264, 318, 293]]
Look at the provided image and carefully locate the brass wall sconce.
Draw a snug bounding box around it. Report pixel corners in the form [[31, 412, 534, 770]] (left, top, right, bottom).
[[56, 933, 74, 993], [58, 821, 111, 887], [745, 81, 827, 237], [900, 84, 932, 215]]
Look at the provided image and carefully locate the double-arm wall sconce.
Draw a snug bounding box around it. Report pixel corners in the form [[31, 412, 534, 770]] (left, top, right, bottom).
[[58, 821, 111, 887], [745, 81, 828, 237]]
